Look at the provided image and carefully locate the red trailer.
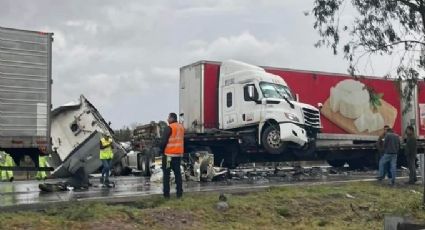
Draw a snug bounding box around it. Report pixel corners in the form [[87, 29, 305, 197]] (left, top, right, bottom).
[[140, 60, 425, 173]]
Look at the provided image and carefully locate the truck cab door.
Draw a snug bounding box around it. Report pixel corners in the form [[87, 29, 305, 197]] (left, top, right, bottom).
[[222, 86, 237, 129], [239, 84, 261, 126]]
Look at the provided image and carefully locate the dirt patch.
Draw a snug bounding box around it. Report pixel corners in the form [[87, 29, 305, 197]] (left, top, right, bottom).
[[87, 218, 139, 230], [144, 208, 195, 229]]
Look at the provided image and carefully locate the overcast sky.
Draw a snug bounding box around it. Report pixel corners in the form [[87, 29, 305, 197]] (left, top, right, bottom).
[[0, 0, 396, 129]]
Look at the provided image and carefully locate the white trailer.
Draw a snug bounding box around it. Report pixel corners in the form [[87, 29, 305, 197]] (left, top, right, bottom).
[[0, 26, 53, 171]]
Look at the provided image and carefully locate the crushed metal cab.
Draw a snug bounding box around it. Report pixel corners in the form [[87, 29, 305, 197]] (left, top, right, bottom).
[[49, 95, 126, 178]]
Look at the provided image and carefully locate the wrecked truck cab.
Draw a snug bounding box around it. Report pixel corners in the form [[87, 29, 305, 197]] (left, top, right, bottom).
[[49, 95, 127, 178]]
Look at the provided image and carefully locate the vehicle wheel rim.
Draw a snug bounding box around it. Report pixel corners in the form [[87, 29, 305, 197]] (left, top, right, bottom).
[[267, 130, 282, 149]]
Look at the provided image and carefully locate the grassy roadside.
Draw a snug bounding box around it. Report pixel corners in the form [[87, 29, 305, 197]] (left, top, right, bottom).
[[1, 182, 424, 229]]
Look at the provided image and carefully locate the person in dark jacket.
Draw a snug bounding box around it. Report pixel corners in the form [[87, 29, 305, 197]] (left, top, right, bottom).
[[404, 126, 417, 184], [377, 128, 400, 185], [160, 113, 184, 198], [377, 125, 392, 179]]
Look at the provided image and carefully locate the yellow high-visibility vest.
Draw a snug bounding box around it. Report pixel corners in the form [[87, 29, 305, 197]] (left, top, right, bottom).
[[100, 137, 113, 160]]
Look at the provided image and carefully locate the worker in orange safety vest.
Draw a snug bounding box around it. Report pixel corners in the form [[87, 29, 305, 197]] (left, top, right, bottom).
[[160, 112, 184, 199]]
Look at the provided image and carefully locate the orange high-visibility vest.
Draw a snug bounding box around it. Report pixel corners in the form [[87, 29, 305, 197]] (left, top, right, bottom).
[[164, 122, 184, 156]]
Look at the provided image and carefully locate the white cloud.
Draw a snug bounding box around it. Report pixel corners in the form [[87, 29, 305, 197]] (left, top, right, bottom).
[[54, 69, 148, 108], [151, 67, 179, 82], [65, 20, 99, 34], [187, 32, 291, 66]]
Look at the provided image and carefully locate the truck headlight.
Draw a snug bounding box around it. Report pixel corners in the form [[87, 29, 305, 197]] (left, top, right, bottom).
[[284, 112, 299, 122]]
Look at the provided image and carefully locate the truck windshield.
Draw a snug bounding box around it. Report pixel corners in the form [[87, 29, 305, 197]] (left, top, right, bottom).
[[260, 82, 294, 101]]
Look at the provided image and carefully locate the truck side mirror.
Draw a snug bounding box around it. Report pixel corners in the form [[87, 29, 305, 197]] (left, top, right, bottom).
[[247, 85, 255, 99]]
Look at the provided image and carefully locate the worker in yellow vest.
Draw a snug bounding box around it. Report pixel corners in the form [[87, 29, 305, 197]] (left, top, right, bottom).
[[36, 155, 48, 180], [100, 134, 114, 187], [160, 113, 184, 198], [0, 150, 15, 182], [36, 146, 48, 180]]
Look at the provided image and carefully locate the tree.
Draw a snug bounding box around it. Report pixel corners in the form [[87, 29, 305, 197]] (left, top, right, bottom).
[[114, 126, 132, 142], [311, 0, 425, 113]]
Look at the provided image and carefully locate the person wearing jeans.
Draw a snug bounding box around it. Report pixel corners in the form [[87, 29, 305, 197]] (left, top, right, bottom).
[[100, 134, 114, 187], [101, 159, 112, 185], [377, 125, 392, 180], [377, 128, 400, 185], [378, 153, 397, 185]]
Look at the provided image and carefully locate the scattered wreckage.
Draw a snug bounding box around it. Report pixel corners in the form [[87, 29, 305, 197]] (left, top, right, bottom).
[[39, 95, 127, 191], [149, 151, 228, 183], [125, 121, 228, 182]]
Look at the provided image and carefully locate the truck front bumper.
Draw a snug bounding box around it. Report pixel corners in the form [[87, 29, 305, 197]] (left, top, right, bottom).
[[279, 123, 308, 146]]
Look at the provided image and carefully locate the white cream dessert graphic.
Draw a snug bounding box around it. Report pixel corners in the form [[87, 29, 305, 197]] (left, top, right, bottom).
[[321, 79, 397, 135], [330, 80, 370, 119]]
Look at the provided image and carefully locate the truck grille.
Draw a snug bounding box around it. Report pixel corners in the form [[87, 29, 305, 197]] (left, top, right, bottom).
[[302, 108, 321, 128]]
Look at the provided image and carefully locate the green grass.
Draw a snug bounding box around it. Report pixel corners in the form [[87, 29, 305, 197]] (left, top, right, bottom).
[[1, 182, 424, 229]]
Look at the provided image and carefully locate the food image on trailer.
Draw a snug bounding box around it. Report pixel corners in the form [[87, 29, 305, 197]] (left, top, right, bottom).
[[320, 79, 397, 135], [265, 68, 402, 136]]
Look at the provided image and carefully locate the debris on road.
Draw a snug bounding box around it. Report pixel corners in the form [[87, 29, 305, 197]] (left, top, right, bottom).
[[150, 161, 185, 183], [185, 151, 228, 182], [149, 152, 228, 183], [39, 182, 68, 192]]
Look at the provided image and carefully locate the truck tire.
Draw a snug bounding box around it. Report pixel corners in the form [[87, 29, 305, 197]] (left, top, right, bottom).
[[347, 159, 364, 170], [326, 159, 346, 168], [262, 125, 287, 154], [139, 154, 152, 177]]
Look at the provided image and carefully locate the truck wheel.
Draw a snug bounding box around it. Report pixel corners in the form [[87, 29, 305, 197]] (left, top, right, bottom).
[[262, 126, 287, 154], [139, 154, 152, 177], [327, 159, 346, 168], [347, 159, 364, 170]]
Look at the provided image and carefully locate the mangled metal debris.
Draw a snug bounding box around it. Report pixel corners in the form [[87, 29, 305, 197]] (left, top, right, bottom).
[[149, 157, 184, 183], [48, 95, 127, 179], [185, 151, 228, 182], [149, 152, 228, 183]]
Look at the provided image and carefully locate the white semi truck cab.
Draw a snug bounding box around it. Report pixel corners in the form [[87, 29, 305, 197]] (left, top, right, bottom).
[[180, 60, 321, 156], [218, 60, 321, 154]]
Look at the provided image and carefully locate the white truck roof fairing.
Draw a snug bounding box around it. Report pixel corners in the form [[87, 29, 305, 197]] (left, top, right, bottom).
[[220, 60, 287, 86], [220, 60, 264, 76]]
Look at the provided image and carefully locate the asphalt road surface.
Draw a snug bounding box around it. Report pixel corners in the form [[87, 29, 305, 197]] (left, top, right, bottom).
[[0, 167, 412, 211]]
